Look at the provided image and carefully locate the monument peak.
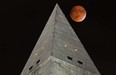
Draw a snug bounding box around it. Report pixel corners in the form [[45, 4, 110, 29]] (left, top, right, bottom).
[[21, 4, 100, 75]]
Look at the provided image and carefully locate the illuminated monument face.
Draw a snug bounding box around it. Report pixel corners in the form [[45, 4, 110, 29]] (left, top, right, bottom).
[[20, 4, 100, 75]]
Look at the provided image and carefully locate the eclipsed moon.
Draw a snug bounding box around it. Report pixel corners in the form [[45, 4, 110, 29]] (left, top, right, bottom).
[[70, 5, 86, 22]]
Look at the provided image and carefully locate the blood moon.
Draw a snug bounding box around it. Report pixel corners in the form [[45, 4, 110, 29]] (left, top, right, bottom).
[[70, 5, 86, 22]]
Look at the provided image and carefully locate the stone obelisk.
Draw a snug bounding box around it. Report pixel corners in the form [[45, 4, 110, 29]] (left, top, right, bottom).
[[21, 4, 100, 75]]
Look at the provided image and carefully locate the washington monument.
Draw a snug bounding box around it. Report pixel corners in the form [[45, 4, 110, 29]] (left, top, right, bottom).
[[20, 4, 100, 75]]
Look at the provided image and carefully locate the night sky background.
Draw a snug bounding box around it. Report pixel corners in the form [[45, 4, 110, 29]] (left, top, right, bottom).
[[0, 0, 116, 75]]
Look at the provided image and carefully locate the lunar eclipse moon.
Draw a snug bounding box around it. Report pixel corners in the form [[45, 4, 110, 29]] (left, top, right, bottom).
[[70, 5, 86, 22]]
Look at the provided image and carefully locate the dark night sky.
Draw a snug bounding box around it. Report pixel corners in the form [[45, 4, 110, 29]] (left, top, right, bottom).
[[0, 0, 116, 75]]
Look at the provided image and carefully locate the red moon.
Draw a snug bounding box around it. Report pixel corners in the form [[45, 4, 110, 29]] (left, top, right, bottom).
[[70, 5, 86, 22]]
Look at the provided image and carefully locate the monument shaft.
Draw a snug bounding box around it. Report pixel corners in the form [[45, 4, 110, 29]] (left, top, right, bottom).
[[21, 4, 100, 75]]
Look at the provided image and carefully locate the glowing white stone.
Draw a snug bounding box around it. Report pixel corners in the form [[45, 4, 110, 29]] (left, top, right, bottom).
[[35, 53, 38, 56], [64, 45, 67, 47], [75, 49, 77, 51]]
